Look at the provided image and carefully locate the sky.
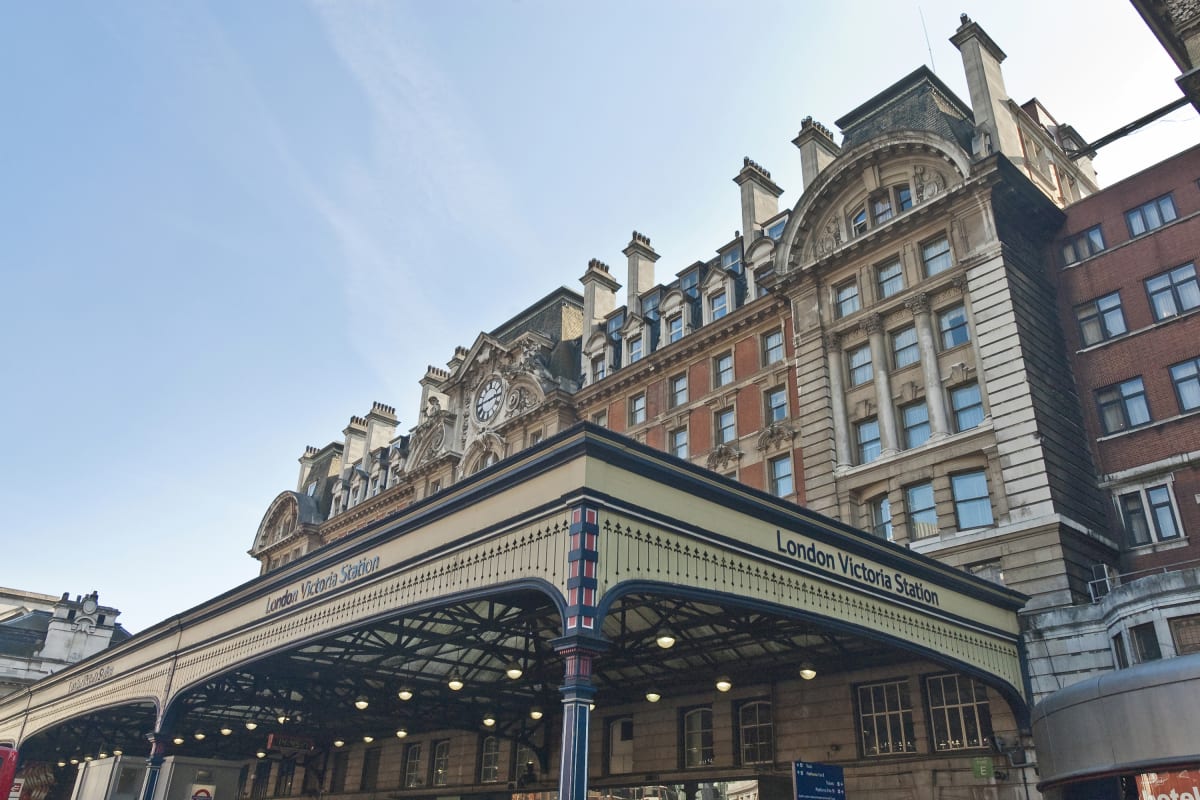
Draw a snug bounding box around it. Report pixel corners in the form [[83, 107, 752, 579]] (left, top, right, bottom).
[[2, 1, 1196, 634]]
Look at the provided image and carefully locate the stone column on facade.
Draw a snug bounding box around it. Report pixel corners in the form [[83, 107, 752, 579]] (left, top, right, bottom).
[[823, 332, 852, 469], [137, 732, 168, 800], [862, 314, 899, 454], [905, 292, 951, 439]]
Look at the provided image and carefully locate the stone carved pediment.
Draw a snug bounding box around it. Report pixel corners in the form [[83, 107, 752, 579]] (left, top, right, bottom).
[[756, 422, 797, 452], [706, 443, 744, 471]]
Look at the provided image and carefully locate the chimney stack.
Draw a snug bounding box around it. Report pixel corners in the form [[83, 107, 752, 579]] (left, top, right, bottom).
[[734, 158, 784, 251], [950, 14, 1022, 159], [792, 118, 841, 192], [580, 259, 620, 377], [622, 231, 659, 308]]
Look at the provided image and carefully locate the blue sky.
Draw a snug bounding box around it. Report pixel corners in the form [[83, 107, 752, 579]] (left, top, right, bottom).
[[2, 1, 1196, 633]]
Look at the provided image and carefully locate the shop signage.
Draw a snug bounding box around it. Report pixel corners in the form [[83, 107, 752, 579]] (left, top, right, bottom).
[[1137, 769, 1200, 800], [793, 761, 845, 800], [189, 784, 216, 800], [267, 733, 315, 752], [264, 553, 382, 615], [775, 529, 941, 607]]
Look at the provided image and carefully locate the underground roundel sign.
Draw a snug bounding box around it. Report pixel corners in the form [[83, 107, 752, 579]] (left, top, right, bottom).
[[190, 785, 216, 800]]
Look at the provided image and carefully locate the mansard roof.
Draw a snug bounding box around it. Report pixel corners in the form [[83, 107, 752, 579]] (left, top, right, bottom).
[[835, 66, 975, 152], [487, 286, 583, 344]]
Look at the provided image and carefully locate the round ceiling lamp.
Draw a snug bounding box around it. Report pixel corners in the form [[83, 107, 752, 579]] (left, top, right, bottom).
[[655, 629, 676, 649]]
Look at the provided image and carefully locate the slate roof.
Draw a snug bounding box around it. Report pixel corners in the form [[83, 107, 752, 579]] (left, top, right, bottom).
[[836, 66, 976, 152]]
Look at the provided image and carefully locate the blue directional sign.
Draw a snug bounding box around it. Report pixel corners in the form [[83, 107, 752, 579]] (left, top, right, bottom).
[[793, 761, 846, 800]]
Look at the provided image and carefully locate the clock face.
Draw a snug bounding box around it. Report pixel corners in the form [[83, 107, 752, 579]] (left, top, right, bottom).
[[475, 377, 504, 422]]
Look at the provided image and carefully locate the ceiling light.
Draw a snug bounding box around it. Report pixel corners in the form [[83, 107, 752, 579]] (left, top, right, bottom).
[[194, 732, 205, 741], [56, 761, 66, 768], [655, 629, 676, 649], [98, 750, 109, 759], [589, 703, 595, 711], [799, 661, 817, 681], [397, 686, 413, 701], [645, 690, 662, 703], [447, 672, 464, 691], [245, 722, 258, 731], [172, 737, 184, 746], [112, 749, 123, 756], [505, 662, 524, 680], [529, 706, 543, 721], [277, 715, 289, 724], [395, 728, 408, 739], [69, 759, 79, 766], [256, 751, 267, 759], [333, 740, 345, 748], [363, 735, 374, 744], [354, 696, 369, 710], [482, 712, 497, 727], [84, 756, 93, 762], [715, 677, 733, 693], [219, 727, 233, 737]]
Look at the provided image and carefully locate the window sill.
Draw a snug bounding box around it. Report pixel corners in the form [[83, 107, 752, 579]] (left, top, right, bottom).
[[1125, 536, 1189, 555], [1097, 407, 1200, 442], [1077, 305, 1199, 355]]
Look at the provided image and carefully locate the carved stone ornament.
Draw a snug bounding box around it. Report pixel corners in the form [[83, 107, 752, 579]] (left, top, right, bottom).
[[914, 165, 947, 202], [706, 443, 744, 471], [756, 422, 797, 452], [815, 217, 842, 257], [860, 313, 884, 336], [904, 292, 931, 316]]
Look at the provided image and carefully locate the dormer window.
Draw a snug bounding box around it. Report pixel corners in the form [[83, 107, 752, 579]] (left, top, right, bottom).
[[710, 292, 728, 321], [680, 271, 700, 298], [667, 314, 684, 343], [721, 245, 743, 274], [628, 336, 643, 363], [592, 357, 606, 383], [765, 219, 787, 240]]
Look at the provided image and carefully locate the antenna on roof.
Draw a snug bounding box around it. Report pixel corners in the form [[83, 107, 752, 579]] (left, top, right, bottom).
[[918, 5, 937, 75]]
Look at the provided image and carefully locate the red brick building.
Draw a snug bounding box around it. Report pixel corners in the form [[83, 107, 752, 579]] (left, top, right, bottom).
[[1049, 144, 1200, 576]]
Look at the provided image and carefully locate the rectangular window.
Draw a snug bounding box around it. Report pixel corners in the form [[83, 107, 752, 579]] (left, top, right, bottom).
[[835, 280, 860, 317], [710, 291, 728, 321], [1169, 615, 1200, 656], [766, 219, 787, 240], [667, 314, 684, 343], [274, 758, 296, 797], [906, 482, 937, 538], [1097, 377, 1151, 434], [329, 752, 349, 793], [1060, 225, 1106, 265], [765, 386, 788, 423], [762, 329, 785, 364], [856, 418, 881, 464], [1076, 292, 1127, 346], [715, 409, 736, 445], [848, 343, 873, 386], [877, 259, 904, 299], [682, 707, 714, 767], [938, 304, 970, 349], [950, 383, 984, 432], [1120, 484, 1181, 545], [1172, 357, 1200, 411], [1125, 193, 1177, 237], [870, 495, 893, 540], [896, 184, 913, 211], [1146, 263, 1200, 320], [901, 402, 930, 448], [629, 393, 647, 426], [670, 427, 689, 459], [926, 674, 992, 751], [670, 373, 688, 407], [1113, 632, 1130, 669], [851, 207, 868, 237], [922, 235, 952, 276], [714, 352, 734, 387], [871, 194, 894, 225], [628, 336, 643, 363], [768, 455, 793, 497], [432, 741, 450, 787], [856, 679, 916, 756], [738, 701, 774, 765], [722, 245, 743, 273], [891, 325, 919, 368], [1131, 622, 1162, 662], [592, 410, 608, 427], [359, 747, 381, 792], [403, 744, 423, 788], [591, 357, 606, 383], [951, 471, 993, 529]]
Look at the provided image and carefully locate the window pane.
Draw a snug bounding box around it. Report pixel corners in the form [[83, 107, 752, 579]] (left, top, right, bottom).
[[922, 236, 951, 275], [951, 384, 984, 431], [902, 402, 930, 448], [849, 344, 873, 386], [1172, 358, 1200, 411], [892, 326, 919, 368], [857, 419, 881, 464], [938, 305, 969, 348], [952, 471, 993, 529], [837, 282, 860, 317]]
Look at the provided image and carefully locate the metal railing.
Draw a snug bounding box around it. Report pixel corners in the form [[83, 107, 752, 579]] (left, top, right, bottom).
[[1087, 557, 1200, 603]]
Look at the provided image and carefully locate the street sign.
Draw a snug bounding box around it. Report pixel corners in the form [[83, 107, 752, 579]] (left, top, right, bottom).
[[972, 758, 994, 779], [793, 761, 846, 800]]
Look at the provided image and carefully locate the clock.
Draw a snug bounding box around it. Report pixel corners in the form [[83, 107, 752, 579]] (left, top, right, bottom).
[[475, 377, 504, 422], [82, 597, 98, 615]]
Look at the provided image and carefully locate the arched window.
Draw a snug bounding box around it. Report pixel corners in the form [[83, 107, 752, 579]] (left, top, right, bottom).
[[480, 736, 501, 783], [683, 707, 713, 767], [738, 701, 773, 764]]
